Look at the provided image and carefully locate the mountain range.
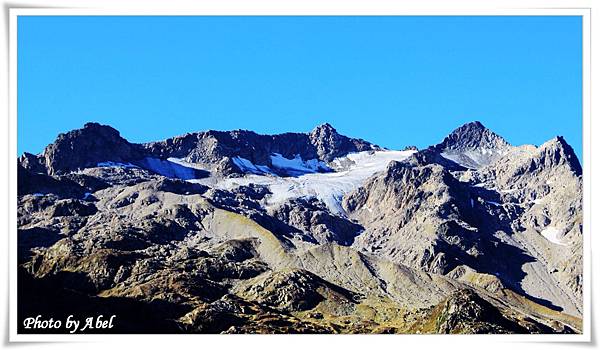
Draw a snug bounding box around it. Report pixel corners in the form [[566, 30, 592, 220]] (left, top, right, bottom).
[[17, 120, 583, 334]]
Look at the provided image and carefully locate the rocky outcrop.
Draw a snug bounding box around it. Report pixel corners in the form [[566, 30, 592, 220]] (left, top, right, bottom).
[[234, 268, 358, 312], [271, 197, 363, 245], [437, 121, 511, 169], [18, 164, 87, 198], [428, 289, 545, 334], [439, 121, 510, 153], [18, 152, 46, 173], [308, 123, 375, 162], [38, 122, 144, 175], [344, 161, 482, 274]]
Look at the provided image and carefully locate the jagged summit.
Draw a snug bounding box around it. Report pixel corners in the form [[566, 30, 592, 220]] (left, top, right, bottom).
[[309, 123, 340, 148], [83, 121, 105, 129], [431, 121, 512, 169], [539, 136, 582, 176], [310, 122, 338, 135], [34, 122, 142, 175], [438, 121, 510, 152]]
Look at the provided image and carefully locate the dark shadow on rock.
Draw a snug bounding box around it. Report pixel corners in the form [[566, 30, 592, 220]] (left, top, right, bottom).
[[442, 185, 565, 312], [103, 235, 152, 251], [17, 164, 87, 199], [17, 227, 62, 263], [50, 199, 97, 217], [136, 158, 210, 181], [17, 268, 189, 334]]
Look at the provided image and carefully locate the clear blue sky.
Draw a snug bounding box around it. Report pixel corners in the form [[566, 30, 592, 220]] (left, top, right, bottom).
[[18, 16, 583, 160]]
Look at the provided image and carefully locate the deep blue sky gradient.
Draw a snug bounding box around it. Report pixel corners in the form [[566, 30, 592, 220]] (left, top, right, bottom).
[[17, 16, 583, 159]]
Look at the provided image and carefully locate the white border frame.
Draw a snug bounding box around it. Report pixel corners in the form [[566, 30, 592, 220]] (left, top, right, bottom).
[[6, 6, 592, 344]]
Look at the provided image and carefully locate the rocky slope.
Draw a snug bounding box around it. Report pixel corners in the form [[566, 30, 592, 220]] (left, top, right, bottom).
[[17, 121, 583, 334], [343, 123, 583, 316]]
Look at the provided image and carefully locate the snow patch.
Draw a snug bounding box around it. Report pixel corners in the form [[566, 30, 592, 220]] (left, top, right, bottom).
[[141, 157, 200, 180], [167, 157, 211, 171], [270, 153, 330, 175], [540, 226, 567, 246], [97, 161, 137, 168], [442, 148, 503, 169], [231, 157, 273, 175]]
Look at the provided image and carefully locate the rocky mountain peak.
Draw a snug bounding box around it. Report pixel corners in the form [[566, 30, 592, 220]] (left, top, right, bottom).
[[432, 121, 512, 169], [40, 122, 142, 175], [83, 121, 105, 129], [55, 122, 123, 144], [310, 123, 338, 137], [309, 123, 341, 146], [308, 123, 375, 162], [439, 121, 510, 152], [538, 136, 582, 176], [552, 136, 577, 153]]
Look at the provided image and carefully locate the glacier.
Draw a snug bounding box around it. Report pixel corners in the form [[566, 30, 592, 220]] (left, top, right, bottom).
[[196, 150, 415, 215]]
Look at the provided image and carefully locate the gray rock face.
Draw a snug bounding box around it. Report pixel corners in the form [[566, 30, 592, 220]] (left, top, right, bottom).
[[400, 121, 510, 170], [18, 152, 47, 174], [21, 122, 376, 178], [439, 121, 510, 152], [234, 268, 358, 312], [403, 146, 466, 170], [143, 123, 376, 174], [427, 289, 564, 334], [39, 122, 144, 175], [344, 161, 481, 274], [344, 121, 583, 317], [18, 164, 88, 198], [270, 197, 363, 245], [478, 136, 583, 313], [308, 123, 375, 162], [17, 120, 583, 334], [437, 121, 511, 169]]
